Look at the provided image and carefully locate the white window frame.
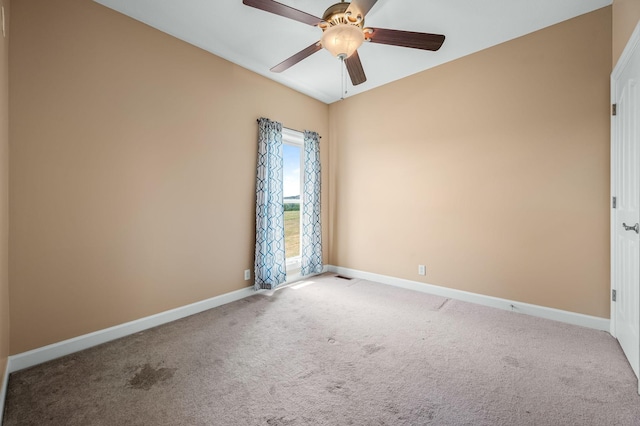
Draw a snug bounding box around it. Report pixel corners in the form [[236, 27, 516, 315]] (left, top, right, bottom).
[[282, 128, 304, 279]]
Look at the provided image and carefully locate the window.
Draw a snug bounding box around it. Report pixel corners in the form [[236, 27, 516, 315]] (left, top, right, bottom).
[[282, 128, 304, 277]]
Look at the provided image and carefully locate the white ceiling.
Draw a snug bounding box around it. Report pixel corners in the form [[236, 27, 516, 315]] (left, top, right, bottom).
[[94, 0, 612, 104]]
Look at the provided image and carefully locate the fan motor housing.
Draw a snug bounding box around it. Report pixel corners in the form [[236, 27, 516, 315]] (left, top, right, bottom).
[[320, 2, 365, 29]]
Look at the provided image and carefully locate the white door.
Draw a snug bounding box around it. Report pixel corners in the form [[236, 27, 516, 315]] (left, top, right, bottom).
[[612, 23, 640, 382]]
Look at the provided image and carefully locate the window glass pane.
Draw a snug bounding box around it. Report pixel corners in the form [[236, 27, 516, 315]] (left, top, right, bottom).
[[283, 144, 301, 259]]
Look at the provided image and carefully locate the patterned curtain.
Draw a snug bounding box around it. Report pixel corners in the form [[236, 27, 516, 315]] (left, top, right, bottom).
[[254, 118, 286, 290], [301, 130, 323, 276]]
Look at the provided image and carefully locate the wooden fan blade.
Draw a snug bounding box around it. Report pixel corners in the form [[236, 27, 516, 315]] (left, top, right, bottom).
[[270, 42, 322, 73], [367, 28, 445, 51], [344, 51, 367, 86], [346, 0, 379, 19], [243, 0, 322, 26]]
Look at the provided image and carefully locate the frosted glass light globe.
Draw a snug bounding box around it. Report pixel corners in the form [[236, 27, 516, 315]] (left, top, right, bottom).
[[321, 24, 364, 58]]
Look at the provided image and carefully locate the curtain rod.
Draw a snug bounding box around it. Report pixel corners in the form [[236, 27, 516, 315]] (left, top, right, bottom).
[[256, 119, 322, 139]]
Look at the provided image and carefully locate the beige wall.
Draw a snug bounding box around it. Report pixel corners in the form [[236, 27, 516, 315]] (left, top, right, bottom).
[[9, 0, 329, 353], [0, 0, 9, 380], [613, 0, 640, 66], [329, 7, 612, 318], [6, 2, 616, 354]]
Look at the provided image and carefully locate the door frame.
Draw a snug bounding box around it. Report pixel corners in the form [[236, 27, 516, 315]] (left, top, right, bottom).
[[611, 19, 640, 386]]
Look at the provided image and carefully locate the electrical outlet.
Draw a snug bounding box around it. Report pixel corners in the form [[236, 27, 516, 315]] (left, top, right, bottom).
[[244, 269, 251, 280], [418, 265, 426, 276]]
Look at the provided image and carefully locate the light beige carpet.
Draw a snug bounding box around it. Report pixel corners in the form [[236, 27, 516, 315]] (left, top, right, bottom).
[[4, 273, 640, 425]]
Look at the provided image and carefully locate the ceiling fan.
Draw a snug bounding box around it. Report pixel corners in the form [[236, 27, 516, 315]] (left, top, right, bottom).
[[242, 0, 445, 87]]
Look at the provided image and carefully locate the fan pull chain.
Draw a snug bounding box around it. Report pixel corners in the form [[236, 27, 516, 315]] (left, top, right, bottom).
[[340, 56, 346, 100], [344, 57, 348, 99]]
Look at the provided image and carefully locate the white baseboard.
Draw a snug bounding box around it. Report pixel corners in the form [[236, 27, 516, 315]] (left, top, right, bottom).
[[5, 265, 610, 375], [0, 359, 9, 424], [326, 265, 610, 332], [8, 286, 257, 373]]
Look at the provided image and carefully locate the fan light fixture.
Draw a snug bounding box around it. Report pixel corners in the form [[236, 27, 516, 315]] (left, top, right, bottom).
[[318, 2, 366, 59], [321, 23, 364, 59]]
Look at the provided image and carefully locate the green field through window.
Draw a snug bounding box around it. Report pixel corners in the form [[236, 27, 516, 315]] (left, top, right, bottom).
[[284, 209, 300, 258]]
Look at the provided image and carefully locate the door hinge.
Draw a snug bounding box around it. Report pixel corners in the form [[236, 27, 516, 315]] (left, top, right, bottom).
[[613, 196, 617, 209], [612, 289, 617, 302], [612, 103, 617, 116]]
